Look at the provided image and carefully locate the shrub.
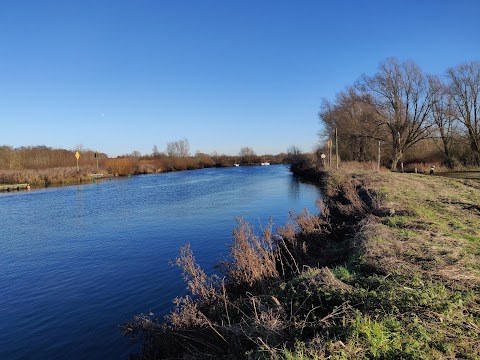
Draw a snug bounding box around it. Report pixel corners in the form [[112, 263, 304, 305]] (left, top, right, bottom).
[[105, 158, 136, 176]]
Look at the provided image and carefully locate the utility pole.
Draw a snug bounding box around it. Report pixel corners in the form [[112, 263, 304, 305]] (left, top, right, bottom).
[[328, 138, 332, 169], [335, 127, 339, 170]]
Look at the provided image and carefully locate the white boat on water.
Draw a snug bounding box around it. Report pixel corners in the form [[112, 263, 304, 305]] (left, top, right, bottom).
[[261, 157, 270, 165]]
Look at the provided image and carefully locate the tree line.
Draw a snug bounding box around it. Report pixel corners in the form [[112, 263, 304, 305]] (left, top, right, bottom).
[[319, 58, 480, 170], [0, 145, 107, 170], [0, 141, 290, 176]]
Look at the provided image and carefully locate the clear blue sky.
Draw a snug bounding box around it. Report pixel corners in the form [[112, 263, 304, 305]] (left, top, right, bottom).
[[1, 0, 479, 157]]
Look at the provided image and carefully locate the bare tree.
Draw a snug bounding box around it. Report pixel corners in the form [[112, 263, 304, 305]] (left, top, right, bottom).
[[429, 76, 459, 167], [357, 58, 437, 170], [319, 88, 382, 162], [239, 146, 257, 164], [152, 145, 159, 157], [286, 145, 303, 163], [446, 61, 480, 165], [166, 138, 190, 158], [239, 146, 255, 157]]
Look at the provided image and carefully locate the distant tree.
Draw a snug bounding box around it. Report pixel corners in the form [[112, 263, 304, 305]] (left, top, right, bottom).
[[195, 151, 215, 168], [446, 61, 480, 165], [166, 138, 190, 157], [239, 146, 255, 157], [74, 144, 84, 152], [130, 150, 142, 157], [152, 145, 159, 157], [287, 145, 302, 162], [287, 145, 312, 170], [356, 58, 438, 170], [239, 146, 257, 163]]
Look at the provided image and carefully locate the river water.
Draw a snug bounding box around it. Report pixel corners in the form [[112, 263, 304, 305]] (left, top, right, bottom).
[[0, 165, 321, 359]]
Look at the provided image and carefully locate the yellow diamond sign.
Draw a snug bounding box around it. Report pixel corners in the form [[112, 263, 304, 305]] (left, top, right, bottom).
[[75, 151, 80, 160]]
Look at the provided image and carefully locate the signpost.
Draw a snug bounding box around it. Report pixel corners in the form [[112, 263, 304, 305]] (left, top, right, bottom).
[[321, 153, 326, 166], [75, 150, 80, 171]]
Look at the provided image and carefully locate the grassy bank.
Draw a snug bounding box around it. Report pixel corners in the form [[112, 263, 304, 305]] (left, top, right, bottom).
[[0, 167, 100, 187], [0, 156, 288, 188], [124, 169, 480, 359]]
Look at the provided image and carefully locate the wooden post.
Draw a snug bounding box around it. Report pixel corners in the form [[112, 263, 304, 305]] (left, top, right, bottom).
[[335, 127, 339, 170], [328, 139, 332, 169]]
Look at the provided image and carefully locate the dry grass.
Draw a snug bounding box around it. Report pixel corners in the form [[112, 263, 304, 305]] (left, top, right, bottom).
[[0, 167, 98, 185], [124, 167, 480, 359], [123, 168, 384, 359], [361, 171, 480, 286]]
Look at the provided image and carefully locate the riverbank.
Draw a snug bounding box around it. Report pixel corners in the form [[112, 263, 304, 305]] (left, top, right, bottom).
[[123, 167, 480, 358], [0, 167, 106, 187], [0, 161, 285, 188]]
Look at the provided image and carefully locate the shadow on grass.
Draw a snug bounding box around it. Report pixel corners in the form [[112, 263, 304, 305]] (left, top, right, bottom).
[[437, 171, 480, 179]]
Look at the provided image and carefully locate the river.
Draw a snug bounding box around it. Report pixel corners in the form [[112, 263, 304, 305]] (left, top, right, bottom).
[[0, 165, 321, 359]]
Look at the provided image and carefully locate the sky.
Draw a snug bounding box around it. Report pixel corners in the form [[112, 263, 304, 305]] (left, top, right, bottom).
[[1, 0, 479, 158]]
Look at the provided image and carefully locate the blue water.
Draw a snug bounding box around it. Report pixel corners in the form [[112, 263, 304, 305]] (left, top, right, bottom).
[[0, 165, 321, 359]]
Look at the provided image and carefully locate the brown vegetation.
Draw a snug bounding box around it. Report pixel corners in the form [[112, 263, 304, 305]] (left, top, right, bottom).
[[0, 167, 98, 186], [0, 145, 290, 185], [123, 165, 480, 359]]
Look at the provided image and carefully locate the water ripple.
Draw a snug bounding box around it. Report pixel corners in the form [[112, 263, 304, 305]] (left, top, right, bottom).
[[0, 165, 321, 359]]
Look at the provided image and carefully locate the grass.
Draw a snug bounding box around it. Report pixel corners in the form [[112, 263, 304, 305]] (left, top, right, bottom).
[[437, 171, 480, 179], [0, 167, 98, 186], [123, 168, 480, 359]]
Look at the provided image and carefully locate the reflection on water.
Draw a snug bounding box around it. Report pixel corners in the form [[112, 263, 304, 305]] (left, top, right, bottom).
[[289, 174, 303, 200], [289, 173, 322, 201], [0, 165, 321, 360]]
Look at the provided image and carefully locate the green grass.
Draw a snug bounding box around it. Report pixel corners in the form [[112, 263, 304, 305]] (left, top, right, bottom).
[[329, 171, 480, 358], [382, 215, 411, 228], [331, 265, 355, 282]]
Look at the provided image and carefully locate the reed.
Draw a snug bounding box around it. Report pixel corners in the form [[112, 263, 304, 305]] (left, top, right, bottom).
[[0, 167, 97, 185], [124, 168, 480, 359]]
